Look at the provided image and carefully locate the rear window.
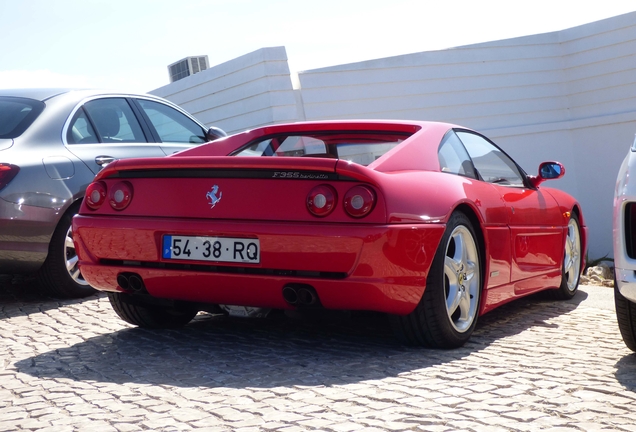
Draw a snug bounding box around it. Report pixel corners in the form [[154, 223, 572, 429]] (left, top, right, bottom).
[[0, 97, 45, 139], [233, 132, 409, 166]]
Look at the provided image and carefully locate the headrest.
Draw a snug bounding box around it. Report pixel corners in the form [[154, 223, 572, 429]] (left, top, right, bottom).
[[91, 107, 120, 138]]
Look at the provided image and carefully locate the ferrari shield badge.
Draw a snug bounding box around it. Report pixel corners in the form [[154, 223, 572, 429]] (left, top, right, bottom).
[[206, 185, 222, 208]]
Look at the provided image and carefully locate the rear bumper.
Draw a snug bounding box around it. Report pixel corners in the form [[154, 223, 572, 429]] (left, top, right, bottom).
[[0, 197, 58, 272], [615, 268, 636, 303], [73, 215, 446, 315]]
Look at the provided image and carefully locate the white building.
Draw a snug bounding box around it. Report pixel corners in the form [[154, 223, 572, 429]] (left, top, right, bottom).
[[151, 11, 636, 260]]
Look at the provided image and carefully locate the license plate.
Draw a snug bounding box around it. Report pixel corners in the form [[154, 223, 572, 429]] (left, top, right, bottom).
[[162, 235, 260, 264]]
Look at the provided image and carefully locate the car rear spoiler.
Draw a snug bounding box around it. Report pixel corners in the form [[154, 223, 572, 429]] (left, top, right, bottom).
[[94, 156, 383, 187]]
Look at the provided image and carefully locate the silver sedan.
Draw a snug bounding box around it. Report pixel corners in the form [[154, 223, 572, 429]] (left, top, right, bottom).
[[0, 88, 225, 298]]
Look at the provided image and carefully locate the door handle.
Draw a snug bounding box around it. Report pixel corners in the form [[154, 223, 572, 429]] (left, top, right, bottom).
[[95, 156, 116, 166]]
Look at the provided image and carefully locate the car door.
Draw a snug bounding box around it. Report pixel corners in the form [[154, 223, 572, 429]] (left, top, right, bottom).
[[455, 131, 564, 290], [437, 131, 511, 289], [131, 98, 208, 155], [64, 97, 166, 174]]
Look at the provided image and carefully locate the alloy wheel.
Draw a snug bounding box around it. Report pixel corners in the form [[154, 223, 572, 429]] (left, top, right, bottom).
[[564, 217, 581, 292], [443, 225, 480, 333], [64, 225, 89, 286]]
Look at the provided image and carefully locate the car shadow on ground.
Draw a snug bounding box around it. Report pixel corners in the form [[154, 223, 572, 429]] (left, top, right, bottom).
[[615, 353, 636, 390], [9, 286, 589, 389], [0, 274, 98, 314]]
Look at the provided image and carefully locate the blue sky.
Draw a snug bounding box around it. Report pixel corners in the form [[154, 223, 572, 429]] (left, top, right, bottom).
[[0, 0, 634, 93]]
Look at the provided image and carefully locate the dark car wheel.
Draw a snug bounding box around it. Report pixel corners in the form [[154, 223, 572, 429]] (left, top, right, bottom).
[[548, 213, 582, 300], [391, 212, 482, 348], [615, 283, 636, 352], [37, 206, 96, 298], [108, 292, 198, 328]]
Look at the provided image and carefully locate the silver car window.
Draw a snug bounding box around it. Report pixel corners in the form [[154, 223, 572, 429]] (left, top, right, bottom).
[[137, 99, 207, 144], [71, 98, 147, 144], [66, 109, 98, 144], [0, 97, 45, 138]]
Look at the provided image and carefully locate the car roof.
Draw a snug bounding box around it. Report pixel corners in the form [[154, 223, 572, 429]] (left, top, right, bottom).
[[0, 88, 160, 103], [0, 88, 80, 101]]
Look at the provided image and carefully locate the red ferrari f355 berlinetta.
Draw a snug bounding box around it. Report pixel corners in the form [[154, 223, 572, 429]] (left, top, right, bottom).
[[73, 120, 587, 348]]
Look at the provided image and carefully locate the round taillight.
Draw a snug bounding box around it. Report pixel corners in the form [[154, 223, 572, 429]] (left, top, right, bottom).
[[85, 181, 107, 210], [109, 181, 133, 210], [307, 185, 337, 217], [344, 185, 375, 218]]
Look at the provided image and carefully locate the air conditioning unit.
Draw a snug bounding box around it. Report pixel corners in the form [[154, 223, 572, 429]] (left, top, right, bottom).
[[168, 56, 209, 83]]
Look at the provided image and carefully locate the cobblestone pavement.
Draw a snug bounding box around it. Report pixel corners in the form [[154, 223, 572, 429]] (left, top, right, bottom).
[[1, 276, 636, 431]]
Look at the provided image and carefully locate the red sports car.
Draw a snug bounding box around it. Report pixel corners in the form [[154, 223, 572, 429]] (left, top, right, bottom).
[[73, 120, 587, 348]]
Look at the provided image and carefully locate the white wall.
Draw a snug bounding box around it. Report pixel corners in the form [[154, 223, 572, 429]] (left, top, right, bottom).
[[151, 13, 636, 259], [151, 47, 298, 134]]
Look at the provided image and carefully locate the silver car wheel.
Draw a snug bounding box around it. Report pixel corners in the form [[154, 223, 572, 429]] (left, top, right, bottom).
[[443, 225, 480, 333], [65, 225, 89, 286], [564, 217, 581, 292]]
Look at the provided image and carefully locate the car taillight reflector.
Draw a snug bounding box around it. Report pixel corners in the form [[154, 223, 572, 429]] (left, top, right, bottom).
[[109, 181, 133, 210], [307, 185, 337, 217], [0, 164, 19, 190], [85, 181, 107, 210], [344, 185, 375, 218]]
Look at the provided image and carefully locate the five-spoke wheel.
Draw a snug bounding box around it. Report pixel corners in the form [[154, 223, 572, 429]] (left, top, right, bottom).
[[444, 224, 480, 334], [390, 211, 482, 348], [551, 213, 582, 300]]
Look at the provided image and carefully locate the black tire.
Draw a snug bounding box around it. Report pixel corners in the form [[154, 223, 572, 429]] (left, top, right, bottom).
[[390, 212, 482, 348], [37, 204, 96, 298], [615, 283, 636, 352], [108, 292, 198, 328], [549, 213, 582, 300]]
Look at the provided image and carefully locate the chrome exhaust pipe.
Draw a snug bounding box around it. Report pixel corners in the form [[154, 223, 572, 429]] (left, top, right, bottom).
[[128, 274, 144, 292], [282, 285, 298, 304], [116, 274, 130, 290], [282, 284, 320, 307], [117, 273, 146, 293], [297, 287, 317, 305]]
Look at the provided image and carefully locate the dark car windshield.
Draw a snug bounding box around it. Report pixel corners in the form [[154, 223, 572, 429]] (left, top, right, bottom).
[[233, 132, 409, 166], [0, 97, 46, 139]]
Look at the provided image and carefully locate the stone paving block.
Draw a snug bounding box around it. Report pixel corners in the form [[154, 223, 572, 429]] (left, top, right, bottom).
[[297, 417, 335, 428], [414, 425, 452, 432], [293, 404, 328, 414], [172, 407, 213, 422], [275, 426, 311, 432], [261, 410, 309, 423], [140, 418, 185, 430], [432, 396, 466, 406], [111, 423, 144, 432], [34, 426, 76, 432]]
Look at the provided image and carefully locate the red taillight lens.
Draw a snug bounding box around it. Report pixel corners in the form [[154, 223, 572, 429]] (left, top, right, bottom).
[[0, 164, 19, 190], [109, 181, 133, 210], [344, 185, 375, 218], [85, 181, 107, 210], [307, 185, 337, 217]]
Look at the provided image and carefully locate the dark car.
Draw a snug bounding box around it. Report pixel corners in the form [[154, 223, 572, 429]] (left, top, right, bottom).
[[0, 88, 225, 298]]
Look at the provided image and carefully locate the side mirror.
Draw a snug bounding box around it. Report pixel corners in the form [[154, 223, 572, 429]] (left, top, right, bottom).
[[206, 126, 227, 142], [528, 161, 565, 188]]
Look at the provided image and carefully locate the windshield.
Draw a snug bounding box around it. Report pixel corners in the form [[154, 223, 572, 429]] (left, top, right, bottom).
[[233, 131, 409, 166], [0, 97, 45, 139]]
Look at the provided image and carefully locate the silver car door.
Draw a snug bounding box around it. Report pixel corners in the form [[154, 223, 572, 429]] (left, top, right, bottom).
[[133, 98, 208, 155], [65, 97, 165, 174]]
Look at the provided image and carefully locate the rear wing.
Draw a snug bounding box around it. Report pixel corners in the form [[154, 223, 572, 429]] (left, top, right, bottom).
[[95, 156, 383, 187]]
